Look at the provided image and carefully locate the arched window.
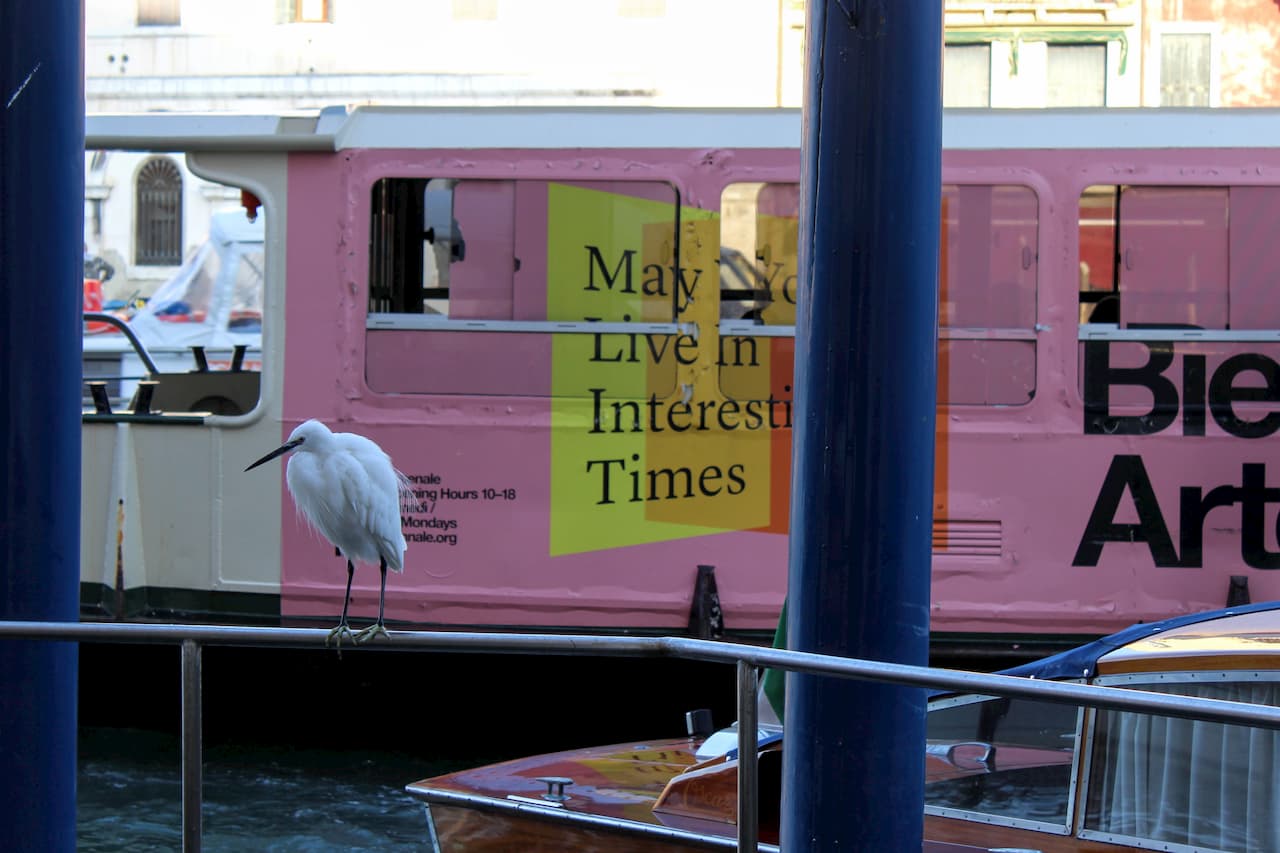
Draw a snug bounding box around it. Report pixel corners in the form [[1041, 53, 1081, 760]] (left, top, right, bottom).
[[135, 157, 183, 266]]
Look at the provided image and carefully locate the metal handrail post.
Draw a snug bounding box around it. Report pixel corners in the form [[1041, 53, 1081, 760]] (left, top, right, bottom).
[[737, 660, 759, 852], [181, 639, 203, 852]]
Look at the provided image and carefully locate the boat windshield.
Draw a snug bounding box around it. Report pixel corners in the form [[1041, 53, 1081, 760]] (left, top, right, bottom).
[[924, 693, 1078, 831], [1083, 675, 1280, 852]]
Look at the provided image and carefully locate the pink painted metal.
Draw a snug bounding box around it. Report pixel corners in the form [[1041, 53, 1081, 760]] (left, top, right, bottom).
[[263, 131, 1280, 644]]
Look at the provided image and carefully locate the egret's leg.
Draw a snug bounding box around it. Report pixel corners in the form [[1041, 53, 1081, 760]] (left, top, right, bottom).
[[326, 560, 357, 649], [355, 558, 390, 644]]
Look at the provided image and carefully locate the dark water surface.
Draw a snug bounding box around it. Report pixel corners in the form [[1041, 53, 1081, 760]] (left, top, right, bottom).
[[76, 643, 741, 850], [78, 728, 468, 852]]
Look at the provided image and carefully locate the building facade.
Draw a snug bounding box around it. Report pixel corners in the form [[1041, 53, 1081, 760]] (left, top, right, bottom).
[[944, 0, 1280, 109], [83, 0, 1280, 300]]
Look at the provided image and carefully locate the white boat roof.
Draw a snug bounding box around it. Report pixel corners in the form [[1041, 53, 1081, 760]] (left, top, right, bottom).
[[85, 106, 1280, 153]]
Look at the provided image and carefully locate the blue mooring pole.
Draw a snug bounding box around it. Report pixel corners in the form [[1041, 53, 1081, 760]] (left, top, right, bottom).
[[0, 1, 84, 850], [783, 1, 942, 850]]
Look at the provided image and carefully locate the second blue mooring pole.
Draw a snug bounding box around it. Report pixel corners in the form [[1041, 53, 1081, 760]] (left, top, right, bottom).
[[783, 1, 942, 849], [0, 1, 85, 850]]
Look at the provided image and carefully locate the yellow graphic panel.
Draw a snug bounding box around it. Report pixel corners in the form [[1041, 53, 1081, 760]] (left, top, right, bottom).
[[644, 218, 771, 531], [547, 183, 676, 401], [548, 184, 780, 556]]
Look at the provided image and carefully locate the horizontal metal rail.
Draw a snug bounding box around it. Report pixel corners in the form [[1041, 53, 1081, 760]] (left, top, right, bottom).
[[366, 313, 697, 337], [6, 619, 1280, 853], [6, 621, 1280, 728]]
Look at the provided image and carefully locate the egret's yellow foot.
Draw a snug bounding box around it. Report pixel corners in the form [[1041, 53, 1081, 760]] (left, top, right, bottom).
[[354, 622, 390, 644], [326, 622, 356, 650]]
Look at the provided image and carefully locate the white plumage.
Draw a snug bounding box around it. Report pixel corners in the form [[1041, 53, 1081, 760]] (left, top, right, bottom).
[[246, 419, 411, 646], [283, 421, 408, 571]]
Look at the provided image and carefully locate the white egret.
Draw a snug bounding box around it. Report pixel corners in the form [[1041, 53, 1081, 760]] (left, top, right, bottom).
[[245, 419, 411, 647]]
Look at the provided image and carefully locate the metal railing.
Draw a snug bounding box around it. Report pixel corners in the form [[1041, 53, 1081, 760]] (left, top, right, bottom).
[[82, 312, 161, 375], [4, 620, 1280, 852]]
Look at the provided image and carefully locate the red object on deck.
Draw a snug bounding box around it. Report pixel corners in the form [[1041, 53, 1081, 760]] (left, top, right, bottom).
[[83, 278, 103, 312], [82, 278, 118, 334]]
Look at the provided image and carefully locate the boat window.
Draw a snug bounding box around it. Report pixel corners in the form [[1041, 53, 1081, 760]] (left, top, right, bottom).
[[924, 694, 1078, 830], [369, 177, 510, 318], [938, 183, 1039, 406], [1079, 185, 1231, 329], [713, 183, 797, 437], [1075, 184, 1280, 429], [1082, 676, 1280, 852], [1078, 185, 1121, 326], [718, 182, 799, 327], [365, 178, 687, 398], [368, 178, 683, 323], [1077, 185, 1280, 330], [717, 181, 1039, 406]]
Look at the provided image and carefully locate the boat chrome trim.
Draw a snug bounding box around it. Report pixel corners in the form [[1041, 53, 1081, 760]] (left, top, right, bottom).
[[407, 786, 782, 852], [1076, 827, 1228, 853], [923, 803, 1074, 836], [422, 802, 443, 853], [1094, 671, 1280, 688]]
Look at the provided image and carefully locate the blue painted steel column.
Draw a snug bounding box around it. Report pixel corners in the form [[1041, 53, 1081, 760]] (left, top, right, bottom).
[[0, 1, 84, 850], [782, 1, 942, 850]]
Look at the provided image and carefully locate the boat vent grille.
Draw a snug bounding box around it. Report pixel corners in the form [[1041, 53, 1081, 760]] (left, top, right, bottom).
[[932, 519, 1002, 557]]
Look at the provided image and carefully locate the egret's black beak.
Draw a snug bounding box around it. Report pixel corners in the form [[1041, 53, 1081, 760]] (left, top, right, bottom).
[[245, 438, 303, 472]]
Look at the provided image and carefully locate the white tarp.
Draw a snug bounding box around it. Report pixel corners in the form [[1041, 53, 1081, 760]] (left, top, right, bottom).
[[84, 210, 264, 364]]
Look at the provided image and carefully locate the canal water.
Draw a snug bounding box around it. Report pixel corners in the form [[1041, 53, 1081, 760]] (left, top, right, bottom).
[[77, 642, 740, 850], [79, 727, 452, 851]]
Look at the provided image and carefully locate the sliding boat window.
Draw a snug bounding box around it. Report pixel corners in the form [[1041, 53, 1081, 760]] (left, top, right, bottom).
[[366, 177, 685, 397], [924, 693, 1078, 832], [938, 183, 1039, 406], [718, 182, 799, 328], [1081, 673, 1280, 851], [717, 182, 798, 406], [370, 177, 522, 319], [718, 181, 1038, 406], [1076, 185, 1280, 330]]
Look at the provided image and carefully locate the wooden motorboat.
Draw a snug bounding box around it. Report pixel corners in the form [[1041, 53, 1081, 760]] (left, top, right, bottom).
[[407, 602, 1280, 852]]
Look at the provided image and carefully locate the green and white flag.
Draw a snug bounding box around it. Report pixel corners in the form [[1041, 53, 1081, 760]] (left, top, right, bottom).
[[758, 598, 787, 726]]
